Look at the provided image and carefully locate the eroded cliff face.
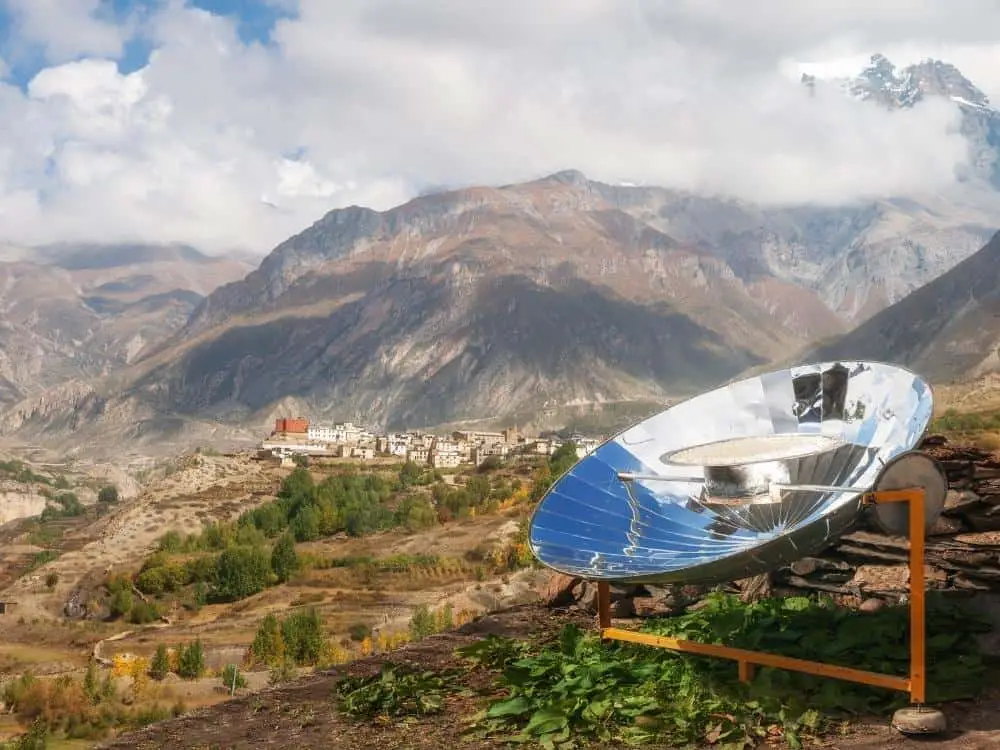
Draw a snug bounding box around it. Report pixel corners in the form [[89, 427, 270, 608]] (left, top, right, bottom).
[[0, 244, 253, 409], [812, 230, 1000, 382], [0, 486, 48, 526]]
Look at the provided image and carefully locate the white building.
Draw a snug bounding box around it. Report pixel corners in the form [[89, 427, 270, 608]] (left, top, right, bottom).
[[307, 424, 336, 443], [377, 434, 411, 457], [430, 438, 463, 469], [261, 441, 333, 456], [338, 445, 376, 460], [407, 446, 430, 464], [307, 422, 364, 444], [472, 441, 510, 466]]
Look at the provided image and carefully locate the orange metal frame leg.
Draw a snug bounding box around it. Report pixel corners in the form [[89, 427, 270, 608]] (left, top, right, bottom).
[[597, 488, 927, 705]]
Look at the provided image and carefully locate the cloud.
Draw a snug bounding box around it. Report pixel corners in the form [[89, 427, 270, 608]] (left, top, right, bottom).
[[0, 0, 999, 253], [3, 0, 128, 63]]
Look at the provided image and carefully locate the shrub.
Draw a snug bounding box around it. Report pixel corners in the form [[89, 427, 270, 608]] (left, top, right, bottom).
[[409, 604, 436, 641], [127, 601, 161, 625], [177, 640, 205, 679], [211, 546, 272, 602], [281, 609, 324, 666], [247, 614, 285, 668], [44, 572, 59, 590], [156, 531, 183, 553], [97, 486, 119, 504], [348, 623, 371, 642], [107, 579, 133, 620], [268, 659, 296, 686], [270, 533, 300, 584], [220, 664, 247, 691], [149, 644, 170, 680]]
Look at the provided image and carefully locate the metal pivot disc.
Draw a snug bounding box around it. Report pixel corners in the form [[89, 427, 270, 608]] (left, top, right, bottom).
[[870, 451, 947, 537]]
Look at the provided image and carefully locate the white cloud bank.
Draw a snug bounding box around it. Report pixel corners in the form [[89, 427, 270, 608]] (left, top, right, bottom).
[[1, 0, 1000, 253]]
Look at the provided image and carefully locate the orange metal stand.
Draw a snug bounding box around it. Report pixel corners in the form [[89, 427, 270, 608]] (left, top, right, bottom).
[[597, 487, 927, 704]]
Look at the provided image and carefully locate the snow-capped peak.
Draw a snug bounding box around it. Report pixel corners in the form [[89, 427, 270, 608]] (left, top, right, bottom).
[[833, 54, 992, 112]]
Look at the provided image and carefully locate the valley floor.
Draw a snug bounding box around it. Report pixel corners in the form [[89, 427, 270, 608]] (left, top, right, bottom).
[[97, 604, 1000, 750]]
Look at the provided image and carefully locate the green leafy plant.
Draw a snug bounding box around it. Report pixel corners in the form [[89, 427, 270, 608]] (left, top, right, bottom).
[[471, 593, 990, 749], [457, 634, 533, 671], [336, 664, 462, 719]]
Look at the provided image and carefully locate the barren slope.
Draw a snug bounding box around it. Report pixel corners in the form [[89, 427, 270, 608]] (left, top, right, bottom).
[[811, 231, 1000, 382]]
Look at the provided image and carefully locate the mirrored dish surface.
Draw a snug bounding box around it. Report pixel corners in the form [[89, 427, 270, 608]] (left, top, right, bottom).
[[528, 361, 933, 584]]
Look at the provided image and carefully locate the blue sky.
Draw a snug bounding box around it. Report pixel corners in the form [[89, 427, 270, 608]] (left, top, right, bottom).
[[0, 0, 296, 86]]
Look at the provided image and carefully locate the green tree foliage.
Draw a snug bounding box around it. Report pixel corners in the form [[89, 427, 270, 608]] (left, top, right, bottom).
[[149, 644, 170, 680], [393, 495, 438, 531], [83, 662, 100, 704], [177, 640, 205, 679], [409, 604, 436, 641], [397, 461, 422, 488], [221, 664, 247, 691], [238, 468, 394, 542], [247, 610, 324, 669], [40, 492, 84, 521], [280, 608, 324, 666], [156, 530, 183, 553], [127, 600, 161, 624], [247, 613, 285, 667], [135, 553, 189, 596], [549, 441, 579, 477], [107, 577, 133, 619], [270, 533, 300, 584], [212, 546, 272, 602], [97, 485, 119, 504], [932, 407, 1000, 433]]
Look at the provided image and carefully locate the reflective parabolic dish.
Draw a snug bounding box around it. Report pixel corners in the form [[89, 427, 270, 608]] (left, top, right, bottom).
[[528, 361, 934, 585]]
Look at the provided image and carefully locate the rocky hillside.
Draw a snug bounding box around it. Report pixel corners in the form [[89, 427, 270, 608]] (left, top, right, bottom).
[[841, 54, 1000, 189], [87, 170, 992, 433], [810, 230, 1000, 382], [0, 244, 253, 407]]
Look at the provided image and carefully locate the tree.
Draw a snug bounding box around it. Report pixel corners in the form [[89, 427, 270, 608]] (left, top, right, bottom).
[[270, 533, 300, 584], [247, 613, 285, 667], [98, 485, 119, 504], [178, 640, 205, 679], [108, 581, 133, 619], [221, 663, 247, 692], [410, 604, 436, 641], [281, 608, 324, 666], [212, 546, 272, 602], [549, 442, 579, 477], [398, 461, 422, 488], [83, 661, 100, 704], [150, 644, 170, 680]]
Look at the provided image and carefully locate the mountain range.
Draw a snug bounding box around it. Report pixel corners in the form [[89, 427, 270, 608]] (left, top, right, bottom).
[[2, 53, 1000, 458]]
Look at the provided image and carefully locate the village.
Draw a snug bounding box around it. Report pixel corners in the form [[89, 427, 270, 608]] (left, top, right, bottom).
[[260, 417, 603, 468]]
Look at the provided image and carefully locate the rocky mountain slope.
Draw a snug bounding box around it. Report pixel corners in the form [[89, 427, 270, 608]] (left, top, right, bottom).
[[0, 244, 253, 407], [16, 167, 983, 442], [6, 55, 1000, 452], [811, 230, 1000, 381], [841, 54, 1000, 189]]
